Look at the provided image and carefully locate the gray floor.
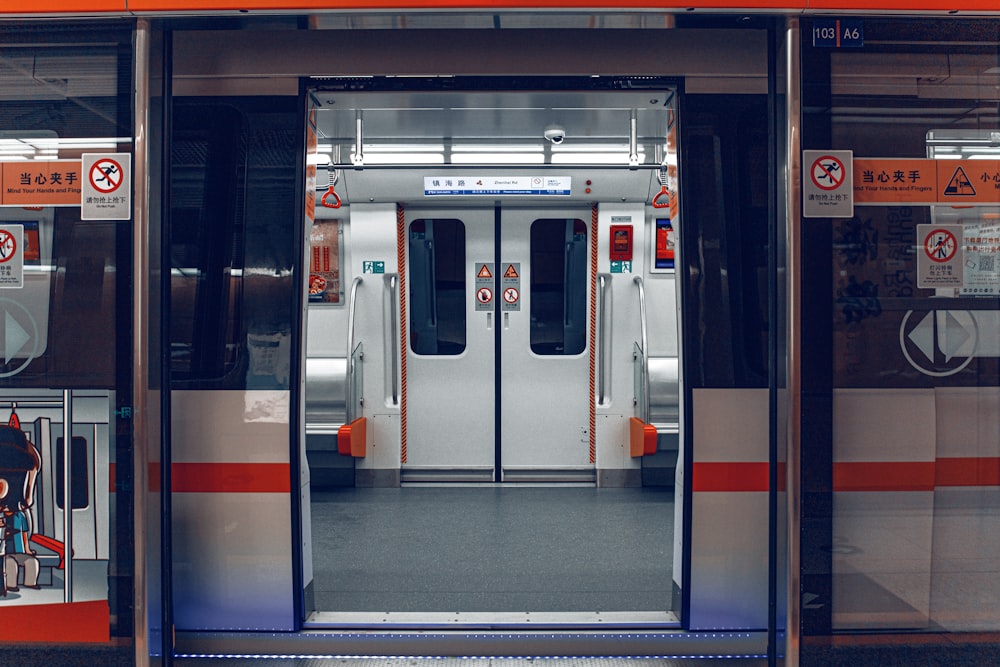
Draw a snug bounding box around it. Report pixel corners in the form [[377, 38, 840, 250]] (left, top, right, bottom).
[[309, 486, 675, 613]]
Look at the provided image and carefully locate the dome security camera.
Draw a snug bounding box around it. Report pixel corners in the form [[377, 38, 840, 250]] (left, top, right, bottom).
[[543, 125, 566, 144]]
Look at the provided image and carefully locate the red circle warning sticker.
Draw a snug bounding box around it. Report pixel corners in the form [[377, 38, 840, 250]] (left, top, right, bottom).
[[810, 155, 846, 192], [477, 287, 493, 305], [89, 158, 124, 194], [924, 228, 958, 263], [503, 287, 519, 304], [0, 229, 16, 264]]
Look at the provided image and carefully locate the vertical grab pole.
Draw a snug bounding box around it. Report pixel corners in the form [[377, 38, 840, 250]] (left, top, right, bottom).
[[597, 274, 608, 404], [345, 276, 363, 422], [385, 274, 399, 405], [62, 389, 73, 603], [628, 109, 639, 168], [633, 276, 650, 423]]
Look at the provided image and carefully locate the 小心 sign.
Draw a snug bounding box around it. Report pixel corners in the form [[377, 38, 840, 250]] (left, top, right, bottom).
[[0, 161, 82, 207]]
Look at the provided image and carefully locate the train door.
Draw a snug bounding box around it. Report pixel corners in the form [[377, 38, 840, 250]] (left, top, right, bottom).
[[403, 206, 592, 482]]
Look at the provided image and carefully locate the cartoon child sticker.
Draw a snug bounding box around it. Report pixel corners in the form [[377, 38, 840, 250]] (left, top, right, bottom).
[[0, 408, 41, 597]]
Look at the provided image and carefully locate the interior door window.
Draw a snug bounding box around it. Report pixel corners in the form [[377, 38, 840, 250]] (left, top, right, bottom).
[[409, 218, 466, 355], [530, 218, 588, 356]]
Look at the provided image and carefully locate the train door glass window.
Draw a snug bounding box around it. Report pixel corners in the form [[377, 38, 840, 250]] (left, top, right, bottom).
[[0, 22, 132, 647], [800, 18, 1000, 654], [409, 219, 466, 355], [170, 103, 246, 381], [530, 218, 587, 355], [54, 436, 90, 510]]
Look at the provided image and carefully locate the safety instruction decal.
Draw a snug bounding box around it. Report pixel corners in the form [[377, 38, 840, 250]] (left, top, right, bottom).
[[501, 262, 521, 312], [917, 224, 963, 288], [854, 158, 1000, 204], [0, 161, 82, 207], [961, 221, 1000, 295], [0, 225, 23, 288], [475, 262, 494, 311], [81, 153, 131, 220], [803, 150, 854, 218]]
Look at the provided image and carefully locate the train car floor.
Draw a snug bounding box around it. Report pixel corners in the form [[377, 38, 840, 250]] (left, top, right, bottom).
[[307, 485, 675, 617]]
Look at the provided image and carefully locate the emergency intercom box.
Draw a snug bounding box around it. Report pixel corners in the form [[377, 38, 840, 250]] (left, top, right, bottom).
[[610, 225, 633, 261]]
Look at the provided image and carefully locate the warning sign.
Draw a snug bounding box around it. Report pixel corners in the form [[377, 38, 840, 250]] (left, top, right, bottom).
[[475, 262, 495, 312], [917, 224, 963, 288], [81, 153, 131, 221], [0, 225, 23, 288], [853, 158, 1000, 205], [943, 166, 976, 197], [501, 261, 521, 312], [1, 161, 82, 207], [803, 150, 854, 218]]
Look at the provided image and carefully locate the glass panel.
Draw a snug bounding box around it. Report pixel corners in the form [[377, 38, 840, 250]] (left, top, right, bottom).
[[409, 219, 466, 355], [0, 22, 133, 648], [530, 218, 587, 355], [800, 18, 1000, 661], [169, 98, 300, 389], [54, 436, 89, 511]]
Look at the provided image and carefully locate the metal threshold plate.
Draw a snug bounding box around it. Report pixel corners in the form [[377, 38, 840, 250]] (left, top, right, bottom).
[[305, 610, 679, 629]]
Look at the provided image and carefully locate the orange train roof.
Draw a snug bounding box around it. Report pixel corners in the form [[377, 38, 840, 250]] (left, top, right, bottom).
[[4, 0, 1000, 16]]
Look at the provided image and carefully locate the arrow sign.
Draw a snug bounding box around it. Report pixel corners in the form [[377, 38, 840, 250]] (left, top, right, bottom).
[[900, 309, 1000, 377], [4, 310, 29, 363]]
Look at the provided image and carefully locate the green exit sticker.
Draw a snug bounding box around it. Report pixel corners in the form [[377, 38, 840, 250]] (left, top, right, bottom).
[[610, 260, 632, 274], [363, 261, 385, 274]]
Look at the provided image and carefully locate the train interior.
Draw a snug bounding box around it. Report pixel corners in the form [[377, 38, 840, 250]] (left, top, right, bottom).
[[300, 88, 684, 624]]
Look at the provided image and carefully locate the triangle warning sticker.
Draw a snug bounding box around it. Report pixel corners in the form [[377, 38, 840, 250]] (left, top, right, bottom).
[[504, 264, 519, 279], [944, 166, 976, 197], [477, 264, 492, 279]]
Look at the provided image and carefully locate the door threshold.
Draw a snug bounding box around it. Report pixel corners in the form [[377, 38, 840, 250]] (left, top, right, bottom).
[[304, 610, 679, 629]]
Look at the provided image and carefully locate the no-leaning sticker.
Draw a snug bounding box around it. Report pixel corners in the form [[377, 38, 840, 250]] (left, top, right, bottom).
[[82, 153, 131, 220]]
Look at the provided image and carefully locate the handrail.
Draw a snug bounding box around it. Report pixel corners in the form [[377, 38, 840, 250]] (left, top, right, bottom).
[[345, 276, 363, 422], [385, 273, 399, 405], [597, 273, 610, 404], [633, 276, 650, 423]]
